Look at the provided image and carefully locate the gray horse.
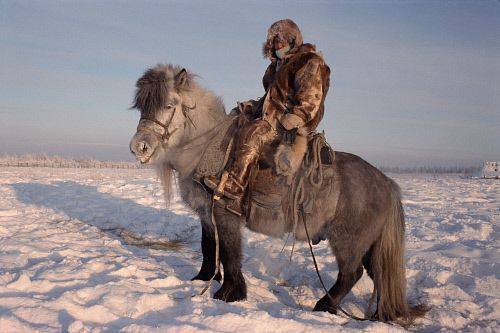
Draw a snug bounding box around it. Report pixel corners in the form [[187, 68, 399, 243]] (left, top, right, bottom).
[[129, 64, 425, 324]]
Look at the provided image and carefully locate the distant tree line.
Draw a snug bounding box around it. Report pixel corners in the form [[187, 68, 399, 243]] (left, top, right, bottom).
[[0, 153, 482, 174], [0, 153, 150, 169], [379, 165, 482, 175]]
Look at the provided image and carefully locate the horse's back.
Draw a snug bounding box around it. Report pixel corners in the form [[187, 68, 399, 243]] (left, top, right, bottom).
[[245, 148, 400, 240], [332, 151, 400, 202]]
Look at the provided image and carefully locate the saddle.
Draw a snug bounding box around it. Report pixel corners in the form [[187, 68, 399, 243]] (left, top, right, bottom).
[[194, 116, 336, 238], [246, 132, 335, 238]]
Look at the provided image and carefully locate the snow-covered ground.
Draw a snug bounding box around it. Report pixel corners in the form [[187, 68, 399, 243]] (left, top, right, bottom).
[[0, 167, 498, 332]]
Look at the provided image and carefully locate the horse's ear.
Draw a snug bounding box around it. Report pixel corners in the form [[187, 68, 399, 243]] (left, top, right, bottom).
[[175, 68, 189, 89]]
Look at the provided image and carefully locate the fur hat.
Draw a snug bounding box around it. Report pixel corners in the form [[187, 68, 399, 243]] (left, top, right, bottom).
[[262, 19, 303, 60]]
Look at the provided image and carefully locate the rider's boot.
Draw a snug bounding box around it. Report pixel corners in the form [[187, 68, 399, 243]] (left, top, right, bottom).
[[204, 171, 246, 216], [203, 120, 277, 216], [204, 147, 257, 216]]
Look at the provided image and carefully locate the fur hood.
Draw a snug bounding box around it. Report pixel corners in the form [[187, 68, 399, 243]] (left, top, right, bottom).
[[262, 19, 303, 60]]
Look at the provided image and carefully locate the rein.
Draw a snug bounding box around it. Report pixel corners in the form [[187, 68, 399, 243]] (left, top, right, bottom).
[[289, 136, 377, 322], [199, 198, 221, 296], [301, 207, 377, 322]]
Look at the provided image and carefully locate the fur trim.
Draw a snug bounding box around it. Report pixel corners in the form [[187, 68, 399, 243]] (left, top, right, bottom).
[[279, 113, 305, 130], [274, 134, 308, 184], [262, 19, 303, 60]]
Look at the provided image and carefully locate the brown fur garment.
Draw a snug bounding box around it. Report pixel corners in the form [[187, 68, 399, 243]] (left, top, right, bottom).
[[274, 134, 308, 184], [260, 43, 331, 133]]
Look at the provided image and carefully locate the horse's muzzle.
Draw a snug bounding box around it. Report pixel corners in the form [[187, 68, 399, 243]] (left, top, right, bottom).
[[129, 131, 159, 164]]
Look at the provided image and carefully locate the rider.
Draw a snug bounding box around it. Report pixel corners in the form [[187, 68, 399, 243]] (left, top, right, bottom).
[[205, 19, 331, 215]]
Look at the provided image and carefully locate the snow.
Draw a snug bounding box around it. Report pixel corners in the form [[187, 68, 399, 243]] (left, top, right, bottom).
[[0, 167, 498, 332]]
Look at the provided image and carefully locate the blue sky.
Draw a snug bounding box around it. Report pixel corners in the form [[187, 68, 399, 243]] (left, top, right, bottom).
[[0, 1, 498, 166]]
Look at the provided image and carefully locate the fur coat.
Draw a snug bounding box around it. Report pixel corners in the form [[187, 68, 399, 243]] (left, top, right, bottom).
[[238, 19, 331, 135], [241, 19, 331, 180], [261, 43, 330, 134]]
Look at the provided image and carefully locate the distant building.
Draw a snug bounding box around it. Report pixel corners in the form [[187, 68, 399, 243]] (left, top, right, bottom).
[[482, 161, 499, 179]]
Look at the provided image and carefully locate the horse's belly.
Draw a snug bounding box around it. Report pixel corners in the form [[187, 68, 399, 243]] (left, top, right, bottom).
[[293, 165, 339, 241]]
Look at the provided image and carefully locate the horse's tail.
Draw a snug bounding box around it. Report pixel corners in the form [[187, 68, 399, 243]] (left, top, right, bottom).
[[371, 181, 428, 325]]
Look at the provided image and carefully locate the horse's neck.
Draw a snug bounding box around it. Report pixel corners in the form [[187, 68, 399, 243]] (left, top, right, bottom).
[[167, 111, 231, 179]]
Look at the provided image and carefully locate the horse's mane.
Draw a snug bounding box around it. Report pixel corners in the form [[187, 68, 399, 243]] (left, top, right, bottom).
[[131, 63, 226, 119]]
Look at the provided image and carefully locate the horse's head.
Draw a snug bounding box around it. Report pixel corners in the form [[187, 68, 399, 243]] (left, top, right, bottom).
[[129, 65, 196, 164]]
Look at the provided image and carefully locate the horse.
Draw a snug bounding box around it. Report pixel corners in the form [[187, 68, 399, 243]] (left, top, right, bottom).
[[128, 64, 425, 324]]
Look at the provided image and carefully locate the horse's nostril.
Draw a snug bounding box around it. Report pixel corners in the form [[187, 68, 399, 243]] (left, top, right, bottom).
[[141, 142, 148, 153]]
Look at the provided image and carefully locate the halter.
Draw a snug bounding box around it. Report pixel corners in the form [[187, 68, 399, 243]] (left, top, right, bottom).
[[139, 104, 197, 143]]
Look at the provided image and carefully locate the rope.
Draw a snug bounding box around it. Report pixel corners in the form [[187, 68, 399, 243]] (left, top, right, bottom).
[[288, 134, 375, 322], [200, 199, 221, 295], [198, 131, 235, 295], [197, 132, 373, 321], [303, 133, 326, 189], [301, 208, 375, 322], [287, 134, 326, 260]]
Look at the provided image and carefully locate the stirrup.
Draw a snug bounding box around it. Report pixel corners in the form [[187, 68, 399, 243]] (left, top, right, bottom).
[[203, 172, 242, 201], [203, 175, 243, 216], [224, 196, 243, 216], [203, 176, 219, 191]]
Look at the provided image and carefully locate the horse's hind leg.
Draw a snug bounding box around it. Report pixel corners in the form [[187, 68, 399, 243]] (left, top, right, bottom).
[[212, 206, 247, 302], [313, 227, 369, 314], [192, 227, 222, 282], [312, 256, 364, 314]]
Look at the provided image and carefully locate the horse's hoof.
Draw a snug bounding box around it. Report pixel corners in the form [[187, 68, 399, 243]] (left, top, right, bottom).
[[213, 282, 247, 302], [191, 270, 222, 282], [313, 297, 337, 314]]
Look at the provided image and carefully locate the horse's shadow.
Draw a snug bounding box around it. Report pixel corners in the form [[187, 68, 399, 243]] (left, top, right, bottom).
[[13, 180, 195, 228], [10, 181, 336, 313], [11, 181, 201, 256]]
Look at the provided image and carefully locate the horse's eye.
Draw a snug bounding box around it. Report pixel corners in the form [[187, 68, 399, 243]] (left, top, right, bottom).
[[166, 104, 174, 109]]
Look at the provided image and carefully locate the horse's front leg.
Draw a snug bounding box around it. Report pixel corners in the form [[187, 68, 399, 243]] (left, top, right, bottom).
[[212, 206, 247, 302], [192, 226, 222, 282]]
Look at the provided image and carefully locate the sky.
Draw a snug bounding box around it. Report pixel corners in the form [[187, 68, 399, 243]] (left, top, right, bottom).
[[0, 0, 498, 166]]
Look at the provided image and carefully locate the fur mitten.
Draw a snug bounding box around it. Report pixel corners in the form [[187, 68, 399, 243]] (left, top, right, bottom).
[[274, 134, 308, 184]]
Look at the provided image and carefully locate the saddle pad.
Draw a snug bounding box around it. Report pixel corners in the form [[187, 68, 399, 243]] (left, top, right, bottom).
[[195, 117, 237, 178]]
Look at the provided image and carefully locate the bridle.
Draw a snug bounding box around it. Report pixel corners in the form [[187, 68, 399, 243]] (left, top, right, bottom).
[[139, 103, 197, 144]]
